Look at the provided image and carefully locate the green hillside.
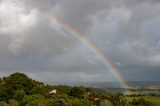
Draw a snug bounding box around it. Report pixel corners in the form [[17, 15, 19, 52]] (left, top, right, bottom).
[[0, 72, 159, 106], [126, 96, 160, 105]]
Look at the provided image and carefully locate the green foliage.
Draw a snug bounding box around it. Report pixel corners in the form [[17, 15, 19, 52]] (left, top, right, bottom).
[[126, 96, 160, 105], [44, 94, 69, 106], [69, 87, 85, 99], [0, 72, 158, 106], [1, 73, 33, 100], [106, 93, 128, 106], [0, 101, 8, 106], [45, 98, 68, 106], [129, 98, 153, 106], [99, 100, 112, 106], [68, 98, 93, 106], [8, 99, 19, 106], [30, 86, 44, 95], [13, 90, 25, 103], [3, 73, 32, 90], [22, 94, 44, 106]]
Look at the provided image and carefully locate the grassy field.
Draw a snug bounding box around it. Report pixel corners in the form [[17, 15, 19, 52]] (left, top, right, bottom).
[[126, 96, 160, 105]]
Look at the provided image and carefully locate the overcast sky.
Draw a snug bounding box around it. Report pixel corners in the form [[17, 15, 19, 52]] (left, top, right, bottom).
[[0, 0, 160, 83]]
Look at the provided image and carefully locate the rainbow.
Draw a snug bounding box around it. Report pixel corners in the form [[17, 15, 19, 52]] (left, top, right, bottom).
[[32, 7, 130, 94]]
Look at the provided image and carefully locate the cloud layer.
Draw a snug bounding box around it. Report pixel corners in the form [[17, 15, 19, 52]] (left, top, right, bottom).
[[0, 0, 160, 83]]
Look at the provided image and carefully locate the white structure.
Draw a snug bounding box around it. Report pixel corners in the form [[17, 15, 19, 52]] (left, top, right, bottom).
[[48, 89, 57, 94]]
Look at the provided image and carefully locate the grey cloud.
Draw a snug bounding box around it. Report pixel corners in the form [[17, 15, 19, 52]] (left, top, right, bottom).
[[0, 0, 160, 82], [23, 0, 61, 11], [0, 13, 73, 71], [86, 0, 160, 80], [53, 0, 120, 33]]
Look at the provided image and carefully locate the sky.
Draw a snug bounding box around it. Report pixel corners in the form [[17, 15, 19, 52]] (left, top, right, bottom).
[[0, 0, 160, 84]]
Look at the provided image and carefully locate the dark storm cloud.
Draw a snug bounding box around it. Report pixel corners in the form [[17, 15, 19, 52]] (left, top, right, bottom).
[[0, 0, 160, 82]]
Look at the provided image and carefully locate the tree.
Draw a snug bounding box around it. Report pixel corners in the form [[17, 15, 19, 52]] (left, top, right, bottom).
[[69, 98, 93, 106], [106, 93, 128, 106], [13, 90, 25, 103], [2, 73, 33, 96], [0, 72, 45, 101], [69, 87, 85, 99], [44, 94, 70, 106], [22, 94, 44, 106]]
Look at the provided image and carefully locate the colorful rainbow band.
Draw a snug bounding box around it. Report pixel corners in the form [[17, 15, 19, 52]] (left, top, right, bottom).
[[32, 7, 130, 95]]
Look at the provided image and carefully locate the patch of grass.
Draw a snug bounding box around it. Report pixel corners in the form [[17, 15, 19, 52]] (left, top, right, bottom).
[[126, 96, 160, 105]]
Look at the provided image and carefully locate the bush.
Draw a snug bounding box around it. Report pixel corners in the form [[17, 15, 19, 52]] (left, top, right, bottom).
[[8, 99, 19, 106], [22, 94, 44, 106], [68, 98, 93, 106]]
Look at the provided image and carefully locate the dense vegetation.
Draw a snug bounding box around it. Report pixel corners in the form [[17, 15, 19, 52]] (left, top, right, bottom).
[[0, 72, 158, 106]]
